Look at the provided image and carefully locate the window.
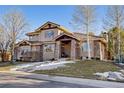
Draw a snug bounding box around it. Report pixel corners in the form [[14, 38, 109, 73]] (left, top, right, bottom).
[[44, 44, 54, 52], [45, 31, 54, 38], [82, 42, 92, 52], [82, 42, 88, 52], [21, 49, 29, 55]]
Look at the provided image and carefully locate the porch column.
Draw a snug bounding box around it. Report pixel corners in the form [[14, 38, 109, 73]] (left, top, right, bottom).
[[55, 41, 60, 60], [99, 42, 103, 60], [71, 40, 76, 60]]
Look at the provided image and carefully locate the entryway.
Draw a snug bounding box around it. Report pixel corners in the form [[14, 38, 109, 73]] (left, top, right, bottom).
[[60, 40, 71, 58]]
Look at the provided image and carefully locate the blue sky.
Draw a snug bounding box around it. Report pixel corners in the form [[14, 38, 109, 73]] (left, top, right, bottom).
[[0, 5, 108, 36]]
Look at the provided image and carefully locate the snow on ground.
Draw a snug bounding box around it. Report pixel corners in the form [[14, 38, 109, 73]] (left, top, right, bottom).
[[94, 71, 124, 81], [11, 61, 75, 72], [118, 63, 124, 66]]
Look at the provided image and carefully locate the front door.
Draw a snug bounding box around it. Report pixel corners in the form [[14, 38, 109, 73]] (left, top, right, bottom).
[[61, 40, 71, 58]]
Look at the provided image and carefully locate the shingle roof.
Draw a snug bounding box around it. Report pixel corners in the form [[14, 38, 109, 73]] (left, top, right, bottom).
[[54, 33, 80, 41]]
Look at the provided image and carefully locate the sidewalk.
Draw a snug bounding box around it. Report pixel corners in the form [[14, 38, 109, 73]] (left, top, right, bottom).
[[3, 71, 124, 88]]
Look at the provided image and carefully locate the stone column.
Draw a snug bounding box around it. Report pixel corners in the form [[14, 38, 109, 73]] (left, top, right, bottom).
[[71, 40, 76, 60], [55, 41, 60, 60], [99, 42, 103, 60]]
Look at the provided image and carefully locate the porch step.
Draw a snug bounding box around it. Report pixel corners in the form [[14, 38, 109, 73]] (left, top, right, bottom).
[[58, 58, 70, 61]]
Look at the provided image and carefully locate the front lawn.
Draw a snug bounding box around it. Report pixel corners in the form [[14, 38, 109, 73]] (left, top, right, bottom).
[[0, 61, 34, 71], [33, 60, 121, 79], [0, 62, 13, 71]]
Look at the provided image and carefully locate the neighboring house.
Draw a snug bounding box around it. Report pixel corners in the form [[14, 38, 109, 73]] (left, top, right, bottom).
[[15, 21, 107, 61]]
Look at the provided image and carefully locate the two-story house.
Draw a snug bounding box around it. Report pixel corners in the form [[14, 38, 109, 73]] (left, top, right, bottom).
[[15, 21, 107, 61]]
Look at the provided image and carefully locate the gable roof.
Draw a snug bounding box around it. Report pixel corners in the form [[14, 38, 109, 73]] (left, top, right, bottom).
[[16, 40, 31, 47], [73, 32, 104, 38], [16, 40, 44, 47], [36, 21, 60, 30], [73, 32, 107, 44], [54, 33, 80, 41], [26, 21, 72, 36]]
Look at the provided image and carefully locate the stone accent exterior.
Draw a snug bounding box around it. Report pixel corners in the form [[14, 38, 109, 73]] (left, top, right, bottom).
[[43, 43, 55, 61], [15, 21, 107, 61], [71, 40, 76, 60], [55, 41, 60, 60]]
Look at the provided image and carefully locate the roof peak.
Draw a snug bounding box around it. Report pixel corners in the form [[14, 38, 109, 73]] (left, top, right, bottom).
[[26, 21, 72, 36]]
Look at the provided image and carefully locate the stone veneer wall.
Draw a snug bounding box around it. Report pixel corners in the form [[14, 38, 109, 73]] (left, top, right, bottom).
[[71, 40, 76, 60], [43, 44, 55, 61], [55, 41, 60, 60]]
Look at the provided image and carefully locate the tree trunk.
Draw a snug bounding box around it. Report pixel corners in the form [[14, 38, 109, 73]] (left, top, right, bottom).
[[1, 51, 5, 62], [87, 32, 91, 59], [11, 41, 16, 64], [10, 31, 16, 64], [118, 28, 121, 63], [86, 23, 91, 60], [11, 47, 15, 64]]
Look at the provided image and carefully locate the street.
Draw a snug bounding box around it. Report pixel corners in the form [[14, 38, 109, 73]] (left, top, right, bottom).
[[0, 73, 96, 88]]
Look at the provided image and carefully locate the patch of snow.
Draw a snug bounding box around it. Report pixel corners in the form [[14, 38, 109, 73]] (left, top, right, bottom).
[[94, 71, 124, 81], [94, 72, 109, 78], [11, 61, 75, 72], [107, 77, 116, 81], [118, 63, 124, 66], [108, 72, 124, 80], [120, 70, 124, 74]]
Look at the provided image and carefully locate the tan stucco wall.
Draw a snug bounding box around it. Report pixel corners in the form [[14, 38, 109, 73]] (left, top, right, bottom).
[[29, 35, 39, 41], [38, 29, 59, 41], [29, 29, 64, 42]]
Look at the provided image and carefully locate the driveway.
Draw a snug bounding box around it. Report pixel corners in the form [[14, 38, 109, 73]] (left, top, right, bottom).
[[0, 72, 96, 88]]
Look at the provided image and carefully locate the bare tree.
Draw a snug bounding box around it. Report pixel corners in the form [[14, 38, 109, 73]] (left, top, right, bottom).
[[1, 10, 28, 63], [71, 5, 96, 59], [104, 6, 124, 62], [0, 24, 11, 62]]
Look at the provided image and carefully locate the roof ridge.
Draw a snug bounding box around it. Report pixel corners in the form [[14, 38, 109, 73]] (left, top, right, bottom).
[[73, 32, 103, 38]]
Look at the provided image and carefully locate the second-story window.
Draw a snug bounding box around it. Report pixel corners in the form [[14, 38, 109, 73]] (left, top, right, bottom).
[[45, 31, 54, 38]]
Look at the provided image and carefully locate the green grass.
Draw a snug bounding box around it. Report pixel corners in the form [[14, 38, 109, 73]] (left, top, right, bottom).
[[33, 60, 121, 79]]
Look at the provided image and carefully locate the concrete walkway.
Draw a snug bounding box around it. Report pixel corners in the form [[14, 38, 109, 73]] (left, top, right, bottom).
[[3, 71, 124, 88]]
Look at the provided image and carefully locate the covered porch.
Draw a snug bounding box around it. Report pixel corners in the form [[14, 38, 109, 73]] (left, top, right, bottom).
[[54, 33, 80, 60]]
